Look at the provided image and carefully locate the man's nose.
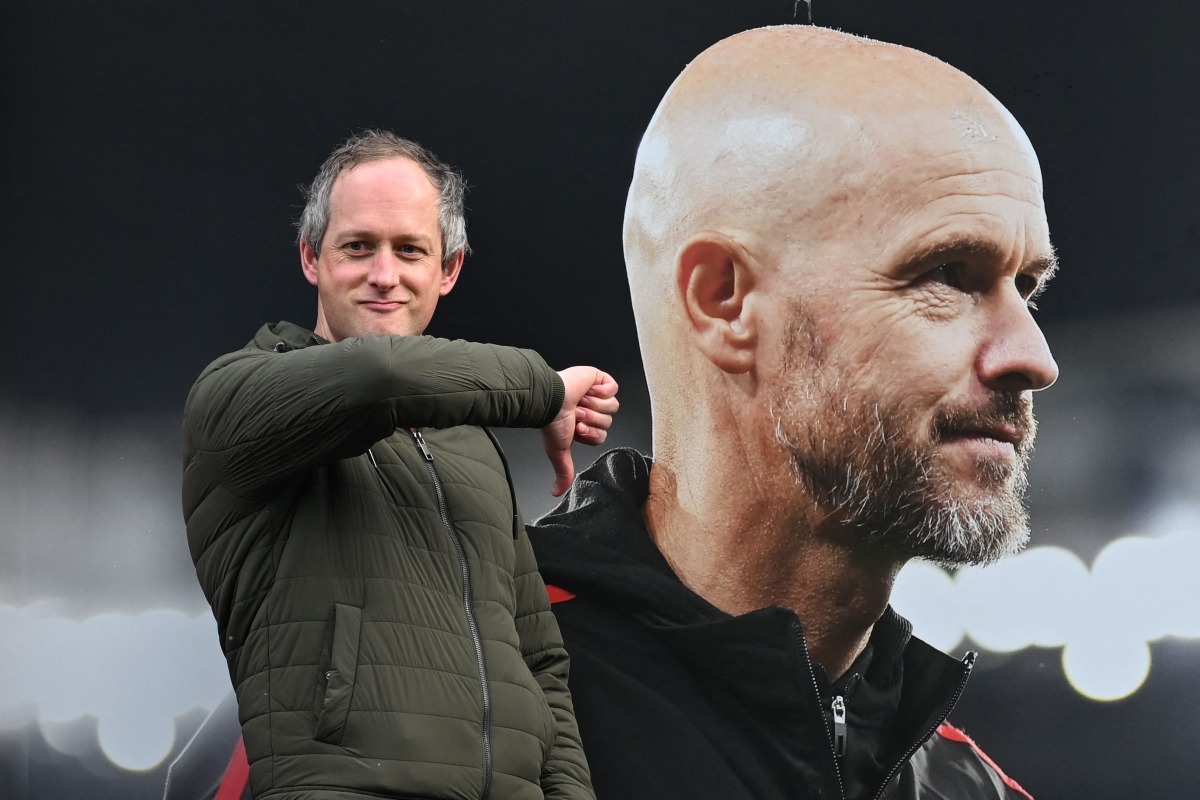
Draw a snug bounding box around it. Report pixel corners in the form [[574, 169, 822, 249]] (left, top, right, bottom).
[[366, 253, 400, 290], [977, 290, 1059, 392]]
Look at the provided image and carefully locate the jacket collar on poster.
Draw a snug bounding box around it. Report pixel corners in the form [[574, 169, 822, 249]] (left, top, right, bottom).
[[530, 448, 976, 800]]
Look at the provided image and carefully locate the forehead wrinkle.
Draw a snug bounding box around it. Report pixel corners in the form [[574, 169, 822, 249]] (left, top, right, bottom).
[[876, 163, 1047, 235], [912, 166, 1044, 194], [823, 142, 1044, 256], [875, 144, 1043, 195]]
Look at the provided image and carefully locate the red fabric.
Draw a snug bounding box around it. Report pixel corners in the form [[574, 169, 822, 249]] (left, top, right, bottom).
[[936, 722, 1033, 800], [215, 736, 249, 800], [545, 584, 576, 604]]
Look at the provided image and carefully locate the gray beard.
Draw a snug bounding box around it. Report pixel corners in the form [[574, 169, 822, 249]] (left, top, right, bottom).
[[772, 388, 1035, 568]]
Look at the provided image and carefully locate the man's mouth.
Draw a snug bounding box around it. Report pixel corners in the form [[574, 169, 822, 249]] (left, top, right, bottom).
[[933, 395, 1035, 457], [942, 424, 1025, 448]]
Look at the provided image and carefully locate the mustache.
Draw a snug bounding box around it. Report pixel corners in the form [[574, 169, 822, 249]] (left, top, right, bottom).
[[932, 393, 1037, 454]]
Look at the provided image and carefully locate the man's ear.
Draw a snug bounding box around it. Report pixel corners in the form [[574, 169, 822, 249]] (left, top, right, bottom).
[[300, 239, 320, 287], [678, 233, 756, 374], [439, 249, 465, 296]]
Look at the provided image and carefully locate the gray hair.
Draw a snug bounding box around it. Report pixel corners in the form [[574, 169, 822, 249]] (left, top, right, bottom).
[[296, 129, 469, 267]]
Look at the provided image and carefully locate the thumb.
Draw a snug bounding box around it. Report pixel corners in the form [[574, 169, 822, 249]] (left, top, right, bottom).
[[548, 448, 575, 497], [541, 424, 576, 497]]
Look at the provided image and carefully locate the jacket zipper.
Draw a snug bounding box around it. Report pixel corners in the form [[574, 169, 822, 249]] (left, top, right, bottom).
[[410, 428, 494, 800], [792, 623, 847, 800], [831, 695, 847, 758], [868, 650, 976, 800]]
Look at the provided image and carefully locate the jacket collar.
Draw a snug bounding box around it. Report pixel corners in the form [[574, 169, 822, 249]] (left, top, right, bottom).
[[253, 321, 326, 353], [530, 448, 975, 796]]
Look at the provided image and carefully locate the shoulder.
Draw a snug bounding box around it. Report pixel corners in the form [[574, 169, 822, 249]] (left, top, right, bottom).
[[188, 322, 308, 390], [914, 721, 1034, 799]]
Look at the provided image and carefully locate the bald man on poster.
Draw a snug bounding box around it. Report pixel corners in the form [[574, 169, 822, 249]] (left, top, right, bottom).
[[529, 26, 1056, 800]]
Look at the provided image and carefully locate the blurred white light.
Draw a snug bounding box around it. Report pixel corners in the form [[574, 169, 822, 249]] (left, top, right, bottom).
[[892, 560, 963, 652], [37, 717, 95, 758], [894, 534, 1200, 702], [98, 709, 179, 771], [1062, 635, 1152, 701], [0, 604, 231, 772], [1089, 537, 1166, 642], [1153, 529, 1200, 638], [956, 559, 1036, 653], [1146, 501, 1200, 538], [24, 616, 90, 723], [1012, 546, 1089, 647]]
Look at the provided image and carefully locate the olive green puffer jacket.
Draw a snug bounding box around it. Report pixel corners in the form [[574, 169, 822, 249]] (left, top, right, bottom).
[[182, 321, 594, 800]]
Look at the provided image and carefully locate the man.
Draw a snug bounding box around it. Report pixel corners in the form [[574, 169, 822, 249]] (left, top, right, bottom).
[[181, 130, 614, 800], [529, 26, 1055, 799]]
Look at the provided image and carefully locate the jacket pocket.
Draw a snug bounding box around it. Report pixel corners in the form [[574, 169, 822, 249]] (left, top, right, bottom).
[[536, 689, 554, 765], [313, 603, 363, 744]]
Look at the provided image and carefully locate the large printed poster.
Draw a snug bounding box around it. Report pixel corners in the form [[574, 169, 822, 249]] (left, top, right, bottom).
[[4, 2, 1200, 798]]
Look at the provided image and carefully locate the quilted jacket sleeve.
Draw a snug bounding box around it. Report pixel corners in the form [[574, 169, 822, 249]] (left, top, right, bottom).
[[513, 523, 596, 800], [182, 329, 564, 503]]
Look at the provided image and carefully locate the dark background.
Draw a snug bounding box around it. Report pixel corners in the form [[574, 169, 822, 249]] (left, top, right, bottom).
[[3, 1, 1199, 797], [6, 0, 1199, 415]]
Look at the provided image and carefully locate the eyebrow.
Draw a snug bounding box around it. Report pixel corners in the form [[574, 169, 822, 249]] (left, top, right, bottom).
[[910, 235, 1060, 285], [333, 229, 436, 247]]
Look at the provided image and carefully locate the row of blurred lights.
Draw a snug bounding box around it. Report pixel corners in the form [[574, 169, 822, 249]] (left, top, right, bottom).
[[893, 527, 1200, 701], [2, 528, 1197, 772]]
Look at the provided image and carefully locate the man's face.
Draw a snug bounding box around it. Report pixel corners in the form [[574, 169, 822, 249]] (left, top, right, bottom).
[[765, 108, 1058, 566], [300, 158, 460, 342], [773, 316, 1038, 566]]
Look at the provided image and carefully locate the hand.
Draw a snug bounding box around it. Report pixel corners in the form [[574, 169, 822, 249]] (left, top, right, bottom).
[[541, 367, 620, 497]]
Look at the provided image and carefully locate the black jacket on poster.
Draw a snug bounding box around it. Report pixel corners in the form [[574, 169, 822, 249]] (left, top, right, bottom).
[[528, 448, 1034, 800]]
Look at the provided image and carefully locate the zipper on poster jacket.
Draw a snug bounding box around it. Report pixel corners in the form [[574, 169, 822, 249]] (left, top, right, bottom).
[[410, 428, 494, 800], [792, 622, 847, 799], [831, 695, 847, 758], [868, 651, 976, 800]]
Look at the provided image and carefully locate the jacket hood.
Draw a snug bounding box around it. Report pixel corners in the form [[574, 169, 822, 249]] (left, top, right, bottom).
[[253, 321, 326, 353], [529, 448, 733, 626]]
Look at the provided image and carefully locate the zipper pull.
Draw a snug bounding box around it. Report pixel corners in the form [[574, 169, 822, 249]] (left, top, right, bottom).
[[831, 695, 847, 758], [411, 428, 434, 462]]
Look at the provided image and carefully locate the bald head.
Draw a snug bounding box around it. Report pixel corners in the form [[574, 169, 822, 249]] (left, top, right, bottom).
[[625, 26, 1046, 427], [626, 25, 1058, 568]]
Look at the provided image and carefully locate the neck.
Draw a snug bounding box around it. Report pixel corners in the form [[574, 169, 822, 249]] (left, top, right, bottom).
[[645, 450, 902, 681]]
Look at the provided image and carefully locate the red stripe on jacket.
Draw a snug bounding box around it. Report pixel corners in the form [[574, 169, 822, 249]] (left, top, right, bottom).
[[216, 735, 249, 800], [546, 584, 576, 604], [936, 721, 1033, 799]]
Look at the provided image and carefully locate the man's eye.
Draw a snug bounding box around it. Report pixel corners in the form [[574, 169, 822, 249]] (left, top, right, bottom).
[[399, 244, 420, 255], [1015, 273, 1041, 300], [924, 262, 966, 290], [346, 241, 367, 253]]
